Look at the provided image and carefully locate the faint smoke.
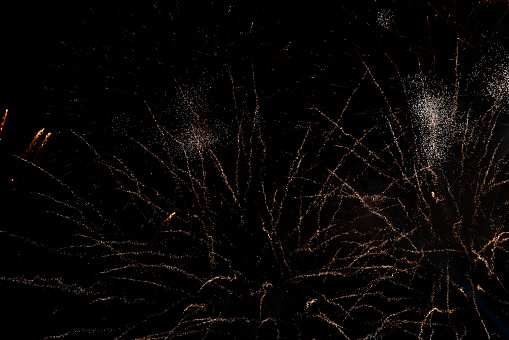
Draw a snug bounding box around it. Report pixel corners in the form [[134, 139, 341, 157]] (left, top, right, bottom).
[[377, 9, 394, 28], [410, 78, 462, 165]]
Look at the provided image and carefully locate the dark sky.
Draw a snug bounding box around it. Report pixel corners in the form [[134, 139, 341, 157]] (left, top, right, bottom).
[[2, 1, 509, 339]]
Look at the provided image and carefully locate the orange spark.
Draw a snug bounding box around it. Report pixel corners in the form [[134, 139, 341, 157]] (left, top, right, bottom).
[[23, 128, 46, 157], [0, 109, 7, 139], [39, 132, 52, 149], [33, 132, 52, 159], [156, 212, 176, 235]]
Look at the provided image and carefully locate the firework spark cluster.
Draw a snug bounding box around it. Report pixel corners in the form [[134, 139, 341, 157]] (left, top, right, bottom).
[[2, 1, 509, 339], [409, 76, 463, 165]]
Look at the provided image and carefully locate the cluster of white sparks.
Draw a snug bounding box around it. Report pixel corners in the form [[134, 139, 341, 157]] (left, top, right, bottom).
[[410, 80, 461, 165], [486, 66, 509, 105], [377, 9, 395, 29]]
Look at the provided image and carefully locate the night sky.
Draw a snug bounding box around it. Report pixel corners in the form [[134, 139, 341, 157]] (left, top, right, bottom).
[[2, 1, 509, 339]]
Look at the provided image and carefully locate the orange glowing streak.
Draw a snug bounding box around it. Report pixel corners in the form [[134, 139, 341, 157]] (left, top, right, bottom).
[[0, 109, 7, 138], [40, 132, 51, 149], [161, 212, 176, 226], [23, 128, 45, 157], [33, 132, 52, 159], [156, 212, 176, 235]]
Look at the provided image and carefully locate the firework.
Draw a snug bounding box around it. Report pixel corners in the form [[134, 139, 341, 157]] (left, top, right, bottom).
[[3, 1, 509, 339]]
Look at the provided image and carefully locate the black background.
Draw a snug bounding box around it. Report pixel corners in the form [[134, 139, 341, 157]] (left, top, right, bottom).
[[2, 1, 509, 339]]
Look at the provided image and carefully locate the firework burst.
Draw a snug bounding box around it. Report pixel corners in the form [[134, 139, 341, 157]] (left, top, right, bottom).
[[3, 1, 509, 339]]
